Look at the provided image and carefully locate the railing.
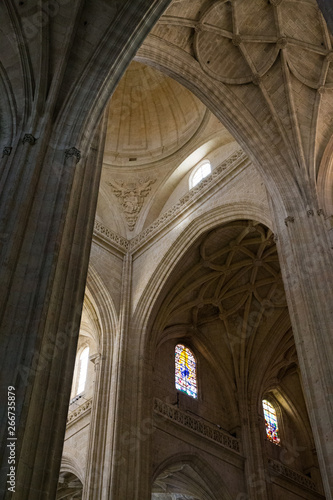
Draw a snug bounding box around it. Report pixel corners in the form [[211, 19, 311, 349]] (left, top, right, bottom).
[[153, 398, 240, 453], [67, 398, 92, 426], [268, 458, 318, 492]]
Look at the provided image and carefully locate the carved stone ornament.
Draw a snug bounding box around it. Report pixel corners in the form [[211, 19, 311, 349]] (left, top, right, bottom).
[[2, 146, 12, 158], [232, 35, 242, 47], [67, 398, 92, 426], [284, 216, 295, 226], [307, 209, 314, 217], [277, 37, 288, 49], [22, 134, 37, 145], [252, 74, 262, 86], [195, 23, 205, 33], [94, 220, 129, 251], [108, 177, 156, 231], [89, 353, 102, 371], [317, 209, 324, 216], [64, 147, 81, 164]]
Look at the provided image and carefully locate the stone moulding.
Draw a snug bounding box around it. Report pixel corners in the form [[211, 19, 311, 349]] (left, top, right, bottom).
[[67, 398, 92, 426], [94, 220, 130, 252], [130, 149, 247, 250], [93, 150, 247, 253], [268, 458, 318, 492], [153, 397, 240, 454]]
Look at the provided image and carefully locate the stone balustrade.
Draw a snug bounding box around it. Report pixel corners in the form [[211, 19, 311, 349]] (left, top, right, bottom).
[[268, 458, 318, 492], [67, 398, 93, 426], [153, 397, 240, 454]]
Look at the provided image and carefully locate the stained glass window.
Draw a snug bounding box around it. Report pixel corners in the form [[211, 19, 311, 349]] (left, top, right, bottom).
[[263, 399, 280, 444], [175, 344, 197, 398]]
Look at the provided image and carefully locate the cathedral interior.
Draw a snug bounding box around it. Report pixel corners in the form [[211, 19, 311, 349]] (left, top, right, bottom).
[[0, 1, 332, 499]]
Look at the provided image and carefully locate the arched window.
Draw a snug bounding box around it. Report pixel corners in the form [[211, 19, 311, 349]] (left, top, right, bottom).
[[76, 346, 89, 395], [262, 399, 280, 444], [189, 160, 211, 189], [175, 344, 197, 398]]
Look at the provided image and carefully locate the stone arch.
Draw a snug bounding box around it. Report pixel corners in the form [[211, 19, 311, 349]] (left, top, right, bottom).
[[133, 203, 272, 345], [135, 39, 303, 211], [57, 463, 83, 500], [130, 206, 275, 459], [152, 453, 234, 500], [52, 0, 174, 152], [59, 453, 85, 485], [317, 134, 333, 216], [85, 264, 118, 355], [79, 266, 120, 499], [155, 324, 239, 427], [271, 386, 316, 451]]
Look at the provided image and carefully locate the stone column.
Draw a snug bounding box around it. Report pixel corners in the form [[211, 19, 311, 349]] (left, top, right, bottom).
[[0, 120, 106, 499], [83, 352, 108, 499], [101, 253, 154, 500], [237, 398, 270, 500], [270, 201, 333, 499], [0, 1, 173, 497], [83, 252, 151, 499]]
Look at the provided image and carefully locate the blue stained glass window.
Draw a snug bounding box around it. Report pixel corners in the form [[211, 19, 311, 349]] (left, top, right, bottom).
[[175, 344, 197, 398], [263, 399, 280, 445]]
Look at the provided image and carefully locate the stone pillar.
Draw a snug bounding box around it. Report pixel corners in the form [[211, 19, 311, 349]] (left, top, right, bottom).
[[83, 352, 108, 499], [100, 254, 153, 500], [0, 1, 173, 497], [83, 253, 152, 499], [0, 120, 106, 499], [270, 201, 333, 499], [237, 398, 270, 500]]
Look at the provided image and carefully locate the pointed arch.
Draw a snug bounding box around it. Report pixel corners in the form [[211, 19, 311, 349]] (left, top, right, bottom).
[[60, 454, 85, 484], [153, 453, 234, 500], [136, 37, 302, 210], [317, 133, 333, 216]]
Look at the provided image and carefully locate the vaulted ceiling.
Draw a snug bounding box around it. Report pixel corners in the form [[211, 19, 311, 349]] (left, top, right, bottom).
[[137, 0, 333, 206], [97, 60, 238, 237], [94, 0, 333, 239], [153, 221, 294, 405]]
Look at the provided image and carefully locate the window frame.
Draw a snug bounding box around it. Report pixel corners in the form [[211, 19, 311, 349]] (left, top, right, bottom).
[[71, 344, 90, 400], [174, 343, 198, 399], [189, 159, 212, 189], [262, 397, 281, 445]]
